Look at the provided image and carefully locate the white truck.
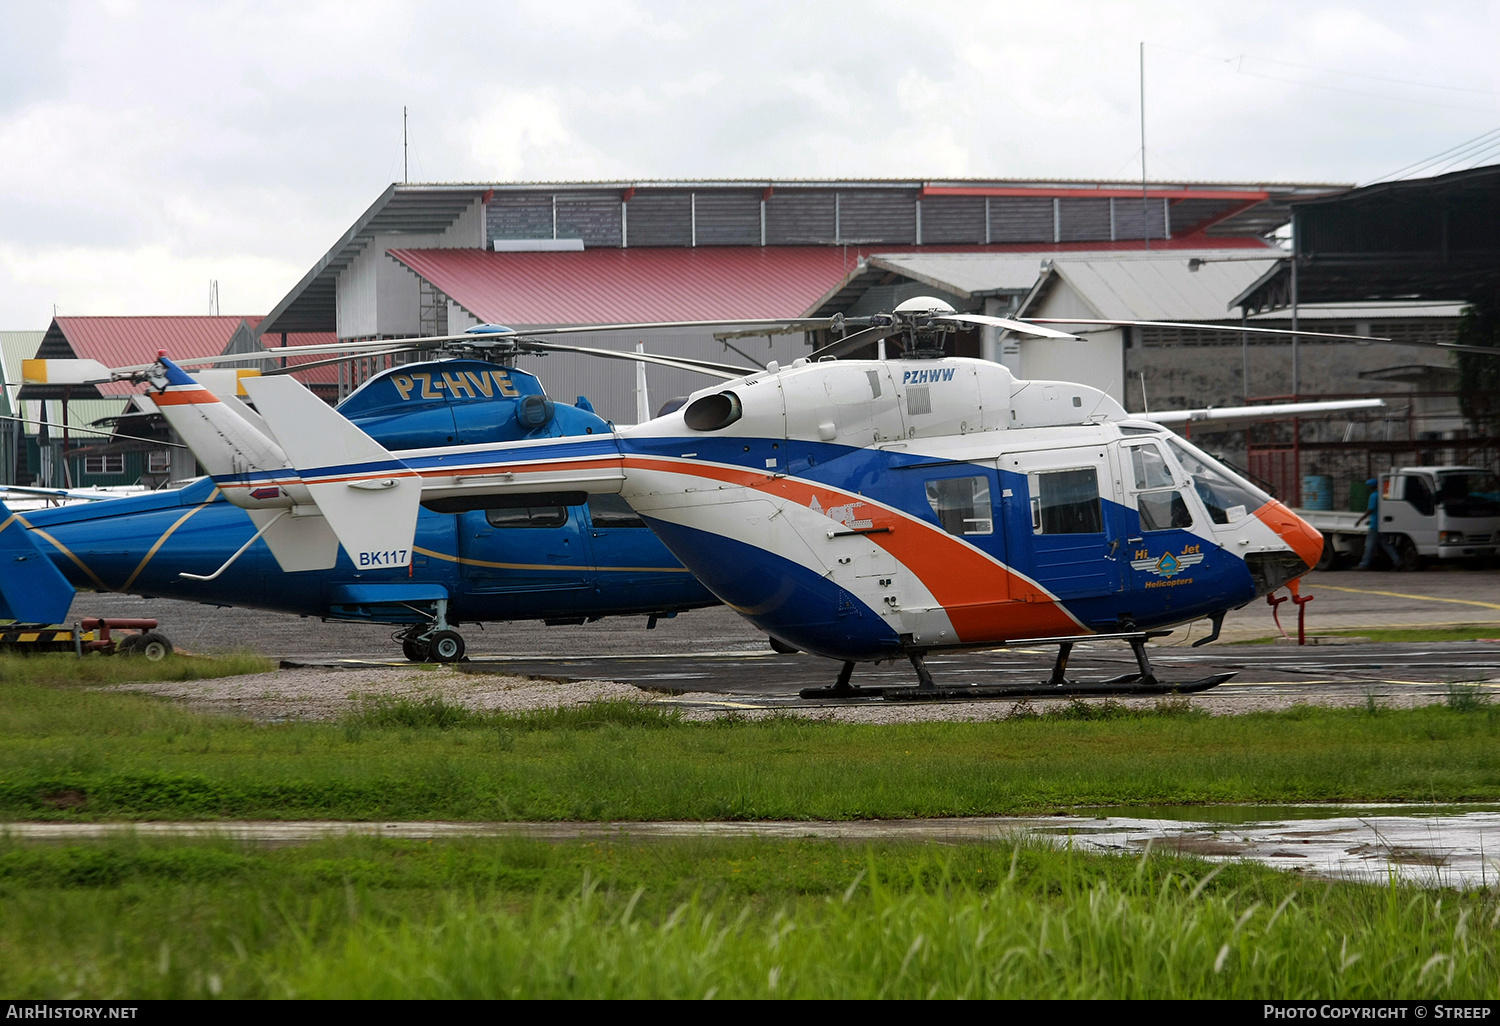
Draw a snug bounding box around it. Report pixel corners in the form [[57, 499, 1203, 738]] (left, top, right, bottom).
[[1297, 466, 1500, 570]]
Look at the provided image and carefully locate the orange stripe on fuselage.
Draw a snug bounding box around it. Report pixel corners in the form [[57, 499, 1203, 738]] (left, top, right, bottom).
[[1251, 499, 1323, 570], [152, 389, 220, 406], [621, 456, 1083, 643]]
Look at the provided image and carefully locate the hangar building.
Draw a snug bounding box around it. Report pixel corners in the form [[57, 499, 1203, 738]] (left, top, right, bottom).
[[261, 178, 1343, 421]]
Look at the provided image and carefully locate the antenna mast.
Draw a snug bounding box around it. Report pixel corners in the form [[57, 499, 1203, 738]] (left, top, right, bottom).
[[1140, 42, 1149, 251], [403, 106, 409, 184]]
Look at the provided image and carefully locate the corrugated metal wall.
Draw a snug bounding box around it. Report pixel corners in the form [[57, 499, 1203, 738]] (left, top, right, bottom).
[[626, 192, 693, 247], [838, 191, 918, 244], [484, 188, 1192, 249], [1113, 197, 1169, 240], [692, 192, 760, 245], [487, 194, 553, 240], [556, 192, 622, 247], [919, 196, 985, 244], [765, 192, 837, 244], [1058, 198, 1111, 242], [987, 197, 1054, 243]]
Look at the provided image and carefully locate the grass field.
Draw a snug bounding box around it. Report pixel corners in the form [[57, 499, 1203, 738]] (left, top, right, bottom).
[[1, 676, 1498, 820], [1, 834, 1495, 999]]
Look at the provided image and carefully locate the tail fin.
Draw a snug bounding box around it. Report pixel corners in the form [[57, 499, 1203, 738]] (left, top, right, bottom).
[[0, 502, 76, 624], [147, 357, 292, 482], [242, 376, 422, 569]]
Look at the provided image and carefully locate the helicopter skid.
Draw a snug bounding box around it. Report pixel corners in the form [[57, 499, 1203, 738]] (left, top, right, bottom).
[[798, 672, 1234, 703]]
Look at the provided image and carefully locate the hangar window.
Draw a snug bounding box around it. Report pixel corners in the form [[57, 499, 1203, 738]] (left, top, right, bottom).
[[83, 454, 125, 476], [588, 493, 646, 528], [1031, 468, 1102, 535], [484, 506, 569, 529], [925, 476, 992, 536]]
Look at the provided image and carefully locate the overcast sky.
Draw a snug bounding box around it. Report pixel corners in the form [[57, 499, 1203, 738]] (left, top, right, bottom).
[[2, 0, 1497, 328]]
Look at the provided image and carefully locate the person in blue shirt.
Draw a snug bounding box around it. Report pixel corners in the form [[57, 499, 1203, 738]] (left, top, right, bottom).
[[1356, 478, 1398, 570]]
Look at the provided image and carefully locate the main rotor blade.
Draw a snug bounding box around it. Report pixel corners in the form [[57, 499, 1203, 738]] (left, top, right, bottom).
[[1143, 398, 1387, 430], [1026, 316, 1500, 356], [936, 314, 1081, 340], [808, 324, 902, 361], [260, 348, 428, 376], [522, 341, 756, 379]]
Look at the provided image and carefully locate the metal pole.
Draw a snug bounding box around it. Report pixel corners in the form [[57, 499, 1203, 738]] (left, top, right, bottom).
[[1241, 307, 1249, 400], [1140, 42, 1150, 250], [1290, 213, 1300, 396]]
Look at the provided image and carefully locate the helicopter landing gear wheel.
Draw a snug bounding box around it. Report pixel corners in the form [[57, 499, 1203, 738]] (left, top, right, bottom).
[[428, 630, 465, 663], [401, 637, 430, 662]]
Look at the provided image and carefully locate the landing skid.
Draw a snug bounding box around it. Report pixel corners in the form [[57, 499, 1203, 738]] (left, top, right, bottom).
[[798, 634, 1234, 702]]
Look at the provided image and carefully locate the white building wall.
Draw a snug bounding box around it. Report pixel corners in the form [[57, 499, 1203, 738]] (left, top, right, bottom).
[[1020, 277, 1125, 404], [335, 198, 486, 339]]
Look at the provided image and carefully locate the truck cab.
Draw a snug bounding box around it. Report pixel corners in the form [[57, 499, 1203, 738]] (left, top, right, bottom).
[[1378, 466, 1500, 565]]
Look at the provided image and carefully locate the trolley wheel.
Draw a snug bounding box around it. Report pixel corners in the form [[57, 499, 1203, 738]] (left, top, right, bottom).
[[429, 630, 465, 663], [115, 633, 145, 655], [401, 637, 430, 662], [137, 632, 173, 661]]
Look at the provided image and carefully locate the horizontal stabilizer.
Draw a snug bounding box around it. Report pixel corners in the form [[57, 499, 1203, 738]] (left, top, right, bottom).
[[0, 502, 76, 624], [248, 508, 340, 572], [242, 376, 421, 569]]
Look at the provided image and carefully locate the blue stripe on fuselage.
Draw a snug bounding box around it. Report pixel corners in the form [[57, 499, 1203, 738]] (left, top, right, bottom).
[[640, 512, 901, 661]]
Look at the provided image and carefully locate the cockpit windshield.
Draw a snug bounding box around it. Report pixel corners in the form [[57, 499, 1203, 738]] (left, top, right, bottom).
[[1165, 437, 1274, 526], [1436, 471, 1500, 518]]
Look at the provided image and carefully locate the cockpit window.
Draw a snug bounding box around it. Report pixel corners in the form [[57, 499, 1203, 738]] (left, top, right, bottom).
[[1165, 438, 1272, 526]]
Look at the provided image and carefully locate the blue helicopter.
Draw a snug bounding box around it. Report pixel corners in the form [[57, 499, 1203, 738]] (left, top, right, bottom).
[[0, 354, 721, 662]]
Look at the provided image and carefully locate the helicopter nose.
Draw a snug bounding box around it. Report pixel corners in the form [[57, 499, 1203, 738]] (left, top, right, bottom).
[[1252, 500, 1325, 571]]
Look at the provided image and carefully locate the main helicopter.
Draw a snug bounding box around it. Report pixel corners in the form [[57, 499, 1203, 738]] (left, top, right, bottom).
[[24, 299, 1418, 695], [3, 347, 746, 661]]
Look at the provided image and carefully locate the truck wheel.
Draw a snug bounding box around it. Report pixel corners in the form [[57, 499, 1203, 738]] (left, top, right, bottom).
[[1391, 536, 1422, 572], [1315, 536, 1337, 572]]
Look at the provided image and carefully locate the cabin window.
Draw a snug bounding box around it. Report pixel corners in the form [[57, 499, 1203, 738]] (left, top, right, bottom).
[[83, 454, 125, 476], [588, 493, 646, 528], [483, 506, 568, 529], [1127, 443, 1193, 531], [1137, 490, 1193, 532], [1032, 468, 1102, 535], [924, 476, 992, 536]]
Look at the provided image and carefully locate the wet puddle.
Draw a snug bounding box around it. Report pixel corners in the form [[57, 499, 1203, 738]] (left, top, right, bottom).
[[1043, 805, 1500, 887]]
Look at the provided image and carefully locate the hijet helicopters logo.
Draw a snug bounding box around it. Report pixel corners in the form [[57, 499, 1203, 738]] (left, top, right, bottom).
[[1130, 545, 1206, 579]]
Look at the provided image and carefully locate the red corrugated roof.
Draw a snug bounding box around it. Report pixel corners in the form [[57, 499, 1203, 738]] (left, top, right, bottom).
[[55, 316, 251, 368], [385, 247, 858, 324], [47, 317, 339, 393], [387, 240, 1275, 326]]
